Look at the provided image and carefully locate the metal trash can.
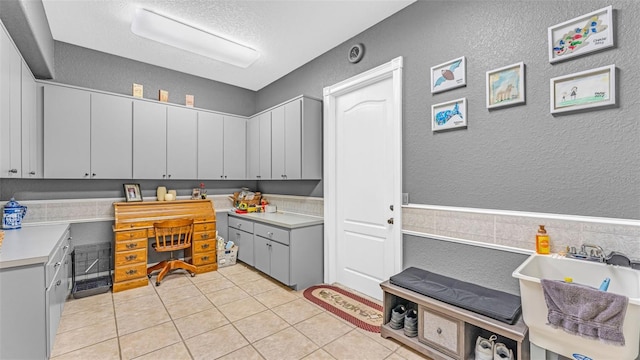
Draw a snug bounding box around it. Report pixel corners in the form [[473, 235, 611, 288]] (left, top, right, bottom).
[[72, 243, 112, 298]]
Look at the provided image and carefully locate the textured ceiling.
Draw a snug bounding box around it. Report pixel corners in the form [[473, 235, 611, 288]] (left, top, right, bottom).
[[41, 0, 415, 91]]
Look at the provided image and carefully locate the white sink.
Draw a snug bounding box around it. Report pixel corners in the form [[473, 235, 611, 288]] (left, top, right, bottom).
[[513, 253, 640, 360]]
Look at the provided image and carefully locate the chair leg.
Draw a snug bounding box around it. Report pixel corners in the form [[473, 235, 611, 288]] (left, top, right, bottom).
[[147, 260, 168, 277], [156, 263, 171, 286], [168, 259, 197, 276]]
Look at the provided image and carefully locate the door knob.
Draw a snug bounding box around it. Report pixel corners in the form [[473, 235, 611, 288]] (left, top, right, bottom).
[[387, 218, 394, 224]]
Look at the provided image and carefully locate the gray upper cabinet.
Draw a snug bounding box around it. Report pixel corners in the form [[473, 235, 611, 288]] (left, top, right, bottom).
[[167, 106, 197, 179], [90, 93, 133, 179], [271, 97, 322, 180], [133, 101, 167, 179], [0, 26, 23, 178], [44, 85, 91, 179], [223, 116, 246, 179], [197, 112, 224, 179], [247, 112, 271, 179], [21, 62, 41, 178]]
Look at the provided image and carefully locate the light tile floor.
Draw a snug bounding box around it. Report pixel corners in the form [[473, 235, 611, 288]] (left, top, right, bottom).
[[51, 263, 430, 360]]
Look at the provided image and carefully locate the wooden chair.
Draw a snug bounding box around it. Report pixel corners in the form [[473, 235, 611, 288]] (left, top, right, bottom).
[[147, 218, 197, 286]]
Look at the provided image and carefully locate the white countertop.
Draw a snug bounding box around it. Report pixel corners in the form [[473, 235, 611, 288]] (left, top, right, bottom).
[[0, 224, 70, 269], [228, 211, 323, 229]]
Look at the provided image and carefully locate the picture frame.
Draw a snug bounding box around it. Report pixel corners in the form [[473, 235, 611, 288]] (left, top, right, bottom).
[[123, 184, 143, 202], [550, 64, 616, 114], [191, 188, 201, 200], [548, 5, 614, 64], [430, 56, 466, 93], [432, 98, 467, 132], [486, 62, 525, 109]]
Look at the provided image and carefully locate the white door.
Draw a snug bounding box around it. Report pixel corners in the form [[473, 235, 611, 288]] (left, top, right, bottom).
[[324, 57, 403, 300]]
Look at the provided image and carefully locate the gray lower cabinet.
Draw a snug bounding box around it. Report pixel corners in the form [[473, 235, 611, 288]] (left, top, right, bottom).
[[228, 217, 254, 266], [0, 225, 72, 360], [253, 229, 290, 285]]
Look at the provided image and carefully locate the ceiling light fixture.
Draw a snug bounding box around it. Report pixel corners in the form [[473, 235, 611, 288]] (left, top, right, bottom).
[[131, 8, 259, 68]]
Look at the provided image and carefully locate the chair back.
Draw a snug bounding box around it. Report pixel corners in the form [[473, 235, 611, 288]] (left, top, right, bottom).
[[153, 218, 194, 252]]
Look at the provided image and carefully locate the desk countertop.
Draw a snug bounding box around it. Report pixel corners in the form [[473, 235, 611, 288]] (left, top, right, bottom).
[[0, 224, 70, 269], [228, 211, 323, 229]]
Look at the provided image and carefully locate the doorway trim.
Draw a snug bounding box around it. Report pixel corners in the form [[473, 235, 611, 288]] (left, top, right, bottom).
[[322, 56, 404, 286]]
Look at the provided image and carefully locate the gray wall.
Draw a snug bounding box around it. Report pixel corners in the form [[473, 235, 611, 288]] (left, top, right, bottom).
[[256, 0, 640, 220]]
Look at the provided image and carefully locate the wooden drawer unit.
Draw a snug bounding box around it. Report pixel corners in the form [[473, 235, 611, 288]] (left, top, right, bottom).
[[113, 200, 217, 292], [419, 307, 463, 358]]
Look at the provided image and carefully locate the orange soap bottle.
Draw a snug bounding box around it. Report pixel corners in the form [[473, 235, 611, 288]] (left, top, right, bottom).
[[536, 225, 550, 254]]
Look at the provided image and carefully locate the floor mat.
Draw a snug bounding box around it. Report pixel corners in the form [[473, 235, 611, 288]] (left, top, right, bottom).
[[303, 284, 383, 333]]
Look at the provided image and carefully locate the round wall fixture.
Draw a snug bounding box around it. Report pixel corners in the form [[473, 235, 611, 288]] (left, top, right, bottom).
[[348, 43, 364, 63]]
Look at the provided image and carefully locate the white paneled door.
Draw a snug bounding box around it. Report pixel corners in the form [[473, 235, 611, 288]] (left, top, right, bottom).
[[323, 57, 403, 300]]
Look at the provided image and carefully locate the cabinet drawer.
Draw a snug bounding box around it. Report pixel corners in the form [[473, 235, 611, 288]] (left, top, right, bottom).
[[193, 230, 215, 241], [194, 222, 216, 232], [114, 248, 146, 266], [228, 217, 253, 232], [193, 239, 216, 253], [191, 252, 216, 266], [419, 307, 462, 358], [115, 238, 147, 252], [46, 236, 71, 287], [115, 229, 148, 241], [114, 263, 147, 282], [254, 223, 289, 245]]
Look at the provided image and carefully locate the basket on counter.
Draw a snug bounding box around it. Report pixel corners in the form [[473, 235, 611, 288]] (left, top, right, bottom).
[[229, 191, 262, 207]]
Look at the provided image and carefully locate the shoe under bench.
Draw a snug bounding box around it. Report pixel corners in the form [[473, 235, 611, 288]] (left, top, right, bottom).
[[380, 280, 530, 360]]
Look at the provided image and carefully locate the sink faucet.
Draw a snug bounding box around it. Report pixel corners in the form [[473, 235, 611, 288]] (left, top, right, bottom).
[[566, 244, 605, 262]]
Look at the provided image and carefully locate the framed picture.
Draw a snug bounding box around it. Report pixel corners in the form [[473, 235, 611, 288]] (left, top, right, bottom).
[[432, 98, 467, 132], [486, 62, 525, 109], [430, 56, 466, 93], [550, 64, 615, 114], [548, 5, 614, 63], [123, 184, 143, 202], [191, 188, 201, 200]]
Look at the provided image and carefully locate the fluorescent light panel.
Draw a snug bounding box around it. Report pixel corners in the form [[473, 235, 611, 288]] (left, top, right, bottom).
[[131, 8, 259, 68]]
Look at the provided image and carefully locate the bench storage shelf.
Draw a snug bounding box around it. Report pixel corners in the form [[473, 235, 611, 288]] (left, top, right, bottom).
[[380, 281, 530, 360]]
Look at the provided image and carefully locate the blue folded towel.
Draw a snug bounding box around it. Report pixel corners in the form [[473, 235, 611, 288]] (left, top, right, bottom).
[[540, 279, 628, 346]]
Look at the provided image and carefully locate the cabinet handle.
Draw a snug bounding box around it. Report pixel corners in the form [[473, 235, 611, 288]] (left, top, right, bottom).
[[56, 280, 62, 287], [237, 223, 242, 228], [54, 261, 61, 268], [203, 225, 208, 230], [125, 269, 137, 275], [163, 174, 166, 178], [201, 233, 209, 239], [92, 173, 96, 177], [267, 231, 273, 237], [224, 175, 227, 179], [29, 171, 36, 175], [9, 169, 18, 173], [126, 243, 138, 249], [202, 256, 209, 261], [236, 232, 241, 237], [220, 175, 224, 178], [436, 327, 442, 335], [129, 233, 135, 238], [168, 174, 171, 178], [84, 173, 89, 177], [125, 255, 137, 261], [63, 245, 69, 250], [202, 243, 209, 249]]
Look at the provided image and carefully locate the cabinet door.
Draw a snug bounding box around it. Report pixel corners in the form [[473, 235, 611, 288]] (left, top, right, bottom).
[[91, 93, 133, 179], [259, 112, 272, 179], [21, 62, 40, 178], [270, 240, 290, 285], [271, 106, 285, 179], [284, 99, 302, 179], [246, 115, 260, 179], [197, 112, 224, 179], [133, 101, 167, 179], [44, 85, 91, 178], [253, 236, 270, 274], [0, 29, 23, 178], [223, 116, 246, 179], [167, 106, 197, 179], [229, 228, 254, 266]]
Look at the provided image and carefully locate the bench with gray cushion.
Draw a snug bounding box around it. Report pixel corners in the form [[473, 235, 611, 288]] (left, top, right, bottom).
[[389, 267, 522, 325]]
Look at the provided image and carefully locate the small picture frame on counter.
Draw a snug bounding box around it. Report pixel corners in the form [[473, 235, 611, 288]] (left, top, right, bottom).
[[191, 188, 201, 200], [124, 184, 143, 202]]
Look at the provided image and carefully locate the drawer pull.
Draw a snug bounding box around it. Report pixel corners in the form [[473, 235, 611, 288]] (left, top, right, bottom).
[[56, 280, 61, 287], [125, 255, 137, 261], [129, 233, 135, 237], [237, 223, 242, 228], [125, 269, 138, 275], [436, 327, 442, 335], [203, 225, 208, 230], [130, 224, 134, 228], [201, 233, 209, 239], [54, 261, 61, 268], [202, 256, 209, 261], [267, 231, 273, 237], [126, 243, 138, 249], [63, 245, 69, 250], [202, 243, 209, 249]]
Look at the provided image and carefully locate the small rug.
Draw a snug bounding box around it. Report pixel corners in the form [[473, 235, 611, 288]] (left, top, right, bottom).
[[303, 285, 383, 333]]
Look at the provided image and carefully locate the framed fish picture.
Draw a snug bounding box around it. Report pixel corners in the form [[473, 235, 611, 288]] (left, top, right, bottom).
[[550, 64, 616, 114], [486, 62, 525, 109], [548, 5, 614, 63], [430, 56, 466, 93], [432, 98, 467, 132]]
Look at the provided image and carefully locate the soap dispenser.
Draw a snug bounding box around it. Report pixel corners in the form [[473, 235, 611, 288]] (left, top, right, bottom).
[[536, 225, 550, 254]]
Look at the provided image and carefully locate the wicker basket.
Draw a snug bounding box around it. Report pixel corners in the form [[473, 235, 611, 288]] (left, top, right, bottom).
[[230, 192, 262, 207]]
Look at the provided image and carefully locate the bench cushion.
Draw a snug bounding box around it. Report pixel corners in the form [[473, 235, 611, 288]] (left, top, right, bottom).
[[390, 267, 522, 325]]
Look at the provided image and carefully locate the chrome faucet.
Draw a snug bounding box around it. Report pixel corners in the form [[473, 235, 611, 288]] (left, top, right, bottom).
[[566, 244, 639, 270]]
